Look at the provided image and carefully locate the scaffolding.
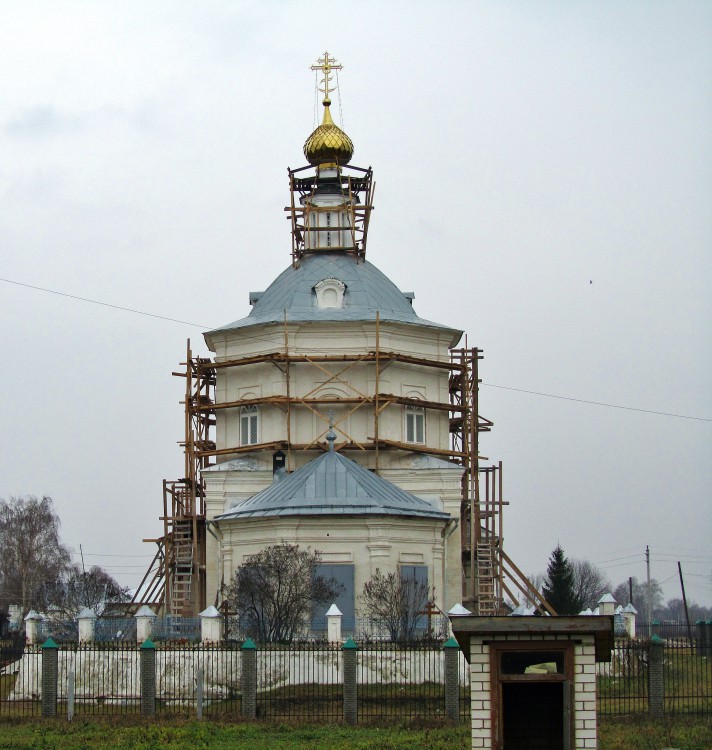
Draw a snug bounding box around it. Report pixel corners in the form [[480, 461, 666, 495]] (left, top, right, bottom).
[[133, 158, 551, 617], [133, 325, 552, 616], [286, 163, 374, 265]]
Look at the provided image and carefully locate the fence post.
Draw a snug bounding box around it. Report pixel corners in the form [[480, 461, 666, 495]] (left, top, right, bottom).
[[696, 620, 705, 656], [326, 604, 343, 643], [77, 608, 97, 644], [342, 638, 358, 725], [25, 610, 41, 645], [67, 670, 75, 722], [241, 638, 257, 719], [196, 666, 204, 719], [140, 638, 157, 716], [443, 637, 460, 724], [199, 606, 222, 643], [135, 606, 157, 644], [706, 620, 712, 657], [41, 638, 59, 718], [648, 635, 664, 718]]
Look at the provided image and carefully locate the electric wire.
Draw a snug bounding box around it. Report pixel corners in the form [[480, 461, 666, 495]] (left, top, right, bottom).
[[481, 383, 710, 422], [2, 275, 710, 422]]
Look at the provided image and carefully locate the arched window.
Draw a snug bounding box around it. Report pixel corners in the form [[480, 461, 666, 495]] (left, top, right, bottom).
[[404, 405, 425, 444], [240, 405, 259, 446]]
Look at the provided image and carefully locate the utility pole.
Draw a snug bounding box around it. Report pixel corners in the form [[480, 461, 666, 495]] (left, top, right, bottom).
[[646, 545, 652, 634], [678, 562, 693, 643]]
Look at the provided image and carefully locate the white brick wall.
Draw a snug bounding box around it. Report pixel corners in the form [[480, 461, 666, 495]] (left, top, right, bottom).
[[468, 633, 600, 750]]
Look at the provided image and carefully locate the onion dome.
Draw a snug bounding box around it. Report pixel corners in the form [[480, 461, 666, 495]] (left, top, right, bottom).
[[303, 97, 354, 167]]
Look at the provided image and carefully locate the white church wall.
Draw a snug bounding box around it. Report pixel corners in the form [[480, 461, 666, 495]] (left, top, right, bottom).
[[213, 515, 450, 617]]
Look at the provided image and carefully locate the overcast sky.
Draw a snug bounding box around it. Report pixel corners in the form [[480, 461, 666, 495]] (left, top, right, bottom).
[[1, 1, 710, 606]]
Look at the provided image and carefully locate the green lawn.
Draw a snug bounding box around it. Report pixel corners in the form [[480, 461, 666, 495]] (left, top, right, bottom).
[[0, 717, 711, 750], [0, 720, 470, 750]]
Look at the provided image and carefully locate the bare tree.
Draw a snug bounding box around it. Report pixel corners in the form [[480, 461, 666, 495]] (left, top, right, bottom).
[[0, 495, 72, 615], [613, 577, 664, 615], [359, 568, 431, 642], [571, 559, 611, 610], [41, 565, 130, 617], [224, 544, 341, 643]]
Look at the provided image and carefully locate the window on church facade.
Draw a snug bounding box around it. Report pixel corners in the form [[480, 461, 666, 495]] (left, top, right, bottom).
[[404, 405, 425, 444], [311, 564, 355, 630], [240, 405, 259, 446]]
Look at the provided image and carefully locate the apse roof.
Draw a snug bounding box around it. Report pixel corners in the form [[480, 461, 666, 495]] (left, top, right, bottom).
[[206, 253, 460, 337], [214, 441, 451, 522]]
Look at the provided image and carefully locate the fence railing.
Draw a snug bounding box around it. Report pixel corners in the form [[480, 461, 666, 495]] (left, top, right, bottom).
[[0, 640, 468, 723], [2, 636, 710, 722], [597, 637, 712, 717]]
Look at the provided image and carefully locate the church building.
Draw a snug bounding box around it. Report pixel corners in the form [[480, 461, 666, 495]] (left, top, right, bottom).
[[139, 54, 543, 623]]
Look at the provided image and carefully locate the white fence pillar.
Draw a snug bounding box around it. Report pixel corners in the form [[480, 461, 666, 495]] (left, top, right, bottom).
[[78, 608, 97, 643], [199, 606, 222, 643], [24, 610, 41, 644], [134, 605, 157, 644], [326, 603, 343, 642]]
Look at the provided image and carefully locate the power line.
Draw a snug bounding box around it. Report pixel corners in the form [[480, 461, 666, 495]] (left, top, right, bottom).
[[0, 277, 210, 329], [481, 383, 710, 422], [3, 275, 711, 422]]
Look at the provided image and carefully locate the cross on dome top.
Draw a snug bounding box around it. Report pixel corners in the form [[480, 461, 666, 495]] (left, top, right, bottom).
[[304, 51, 353, 167], [310, 51, 342, 104]]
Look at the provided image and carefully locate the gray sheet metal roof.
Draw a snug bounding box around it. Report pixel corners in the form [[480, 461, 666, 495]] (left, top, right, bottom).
[[207, 253, 460, 336], [215, 444, 450, 522]]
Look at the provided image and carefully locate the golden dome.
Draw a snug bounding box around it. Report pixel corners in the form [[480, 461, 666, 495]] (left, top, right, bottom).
[[303, 97, 354, 167]]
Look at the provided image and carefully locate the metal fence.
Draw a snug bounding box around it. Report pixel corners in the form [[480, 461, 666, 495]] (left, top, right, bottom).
[[225, 616, 452, 644], [2, 637, 710, 722], [597, 637, 712, 717], [0, 640, 465, 722], [661, 639, 712, 715]]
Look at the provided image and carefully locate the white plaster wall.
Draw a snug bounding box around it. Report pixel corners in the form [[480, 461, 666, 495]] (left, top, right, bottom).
[[6, 646, 468, 703], [203, 317, 465, 612], [210, 515, 451, 615]]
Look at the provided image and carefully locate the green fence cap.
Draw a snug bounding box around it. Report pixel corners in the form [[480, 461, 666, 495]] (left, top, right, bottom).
[[443, 637, 460, 649], [41, 637, 59, 649], [342, 638, 358, 650], [241, 638, 257, 650], [140, 638, 156, 650]]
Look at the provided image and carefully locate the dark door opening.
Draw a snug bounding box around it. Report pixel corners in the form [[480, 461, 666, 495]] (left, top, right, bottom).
[[502, 682, 564, 750]]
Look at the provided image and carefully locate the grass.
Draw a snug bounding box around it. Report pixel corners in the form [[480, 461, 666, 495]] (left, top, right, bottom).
[[0, 715, 710, 749], [0, 719, 470, 750], [599, 715, 712, 750]]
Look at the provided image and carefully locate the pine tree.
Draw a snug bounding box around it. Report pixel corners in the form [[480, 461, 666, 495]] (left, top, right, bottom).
[[542, 545, 583, 615]]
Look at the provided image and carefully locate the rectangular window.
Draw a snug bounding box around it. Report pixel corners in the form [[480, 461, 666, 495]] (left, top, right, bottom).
[[400, 565, 429, 630], [311, 564, 355, 630], [240, 407, 259, 446], [405, 406, 425, 444]]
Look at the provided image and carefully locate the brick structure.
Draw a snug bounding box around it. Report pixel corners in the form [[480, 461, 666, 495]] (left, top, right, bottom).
[[41, 638, 59, 718], [342, 638, 358, 725], [452, 616, 613, 750], [140, 638, 156, 716]]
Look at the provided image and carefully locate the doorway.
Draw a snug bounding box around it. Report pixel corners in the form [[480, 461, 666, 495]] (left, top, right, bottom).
[[502, 682, 564, 750]]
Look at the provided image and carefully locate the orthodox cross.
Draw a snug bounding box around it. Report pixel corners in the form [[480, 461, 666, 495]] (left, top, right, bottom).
[[310, 51, 342, 100]]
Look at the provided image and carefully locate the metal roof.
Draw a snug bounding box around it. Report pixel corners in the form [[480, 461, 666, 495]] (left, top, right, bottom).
[[214, 443, 451, 522], [206, 253, 461, 337]]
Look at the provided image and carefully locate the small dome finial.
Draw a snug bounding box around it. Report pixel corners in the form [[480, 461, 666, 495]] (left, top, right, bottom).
[[326, 409, 337, 452], [304, 51, 353, 167]]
